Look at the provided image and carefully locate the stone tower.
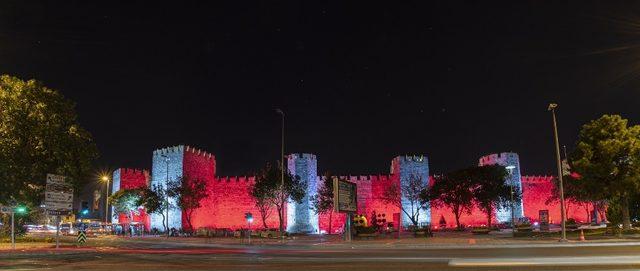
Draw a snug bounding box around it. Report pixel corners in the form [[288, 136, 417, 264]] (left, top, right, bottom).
[[286, 153, 319, 233], [150, 145, 216, 231], [479, 152, 524, 223], [390, 155, 430, 228]]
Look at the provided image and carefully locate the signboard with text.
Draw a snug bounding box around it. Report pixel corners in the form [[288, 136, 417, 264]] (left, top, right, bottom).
[[539, 209, 550, 232], [45, 174, 73, 212], [333, 178, 357, 213]]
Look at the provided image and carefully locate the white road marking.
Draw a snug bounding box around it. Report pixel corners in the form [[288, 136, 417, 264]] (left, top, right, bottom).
[[449, 255, 640, 267]]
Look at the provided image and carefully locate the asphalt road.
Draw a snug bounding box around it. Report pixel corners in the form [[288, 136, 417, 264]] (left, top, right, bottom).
[[2, 244, 640, 271]]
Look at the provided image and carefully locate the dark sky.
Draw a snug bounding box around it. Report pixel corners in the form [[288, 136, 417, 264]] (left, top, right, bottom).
[[2, 1, 640, 176]]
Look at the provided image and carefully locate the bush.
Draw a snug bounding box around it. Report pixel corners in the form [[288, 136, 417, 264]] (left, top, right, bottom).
[[355, 226, 377, 235], [472, 227, 490, 234]]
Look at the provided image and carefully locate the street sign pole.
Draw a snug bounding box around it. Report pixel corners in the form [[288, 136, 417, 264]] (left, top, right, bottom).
[[11, 211, 15, 250], [345, 212, 352, 242], [55, 216, 60, 249]]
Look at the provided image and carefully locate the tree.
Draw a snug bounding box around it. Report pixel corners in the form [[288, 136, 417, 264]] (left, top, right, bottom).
[[426, 171, 475, 230], [168, 177, 209, 232], [570, 115, 640, 230], [468, 165, 513, 228], [311, 172, 337, 234], [252, 162, 306, 233], [251, 180, 275, 229], [138, 184, 170, 233], [381, 174, 429, 228], [0, 75, 98, 206], [109, 189, 143, 232]]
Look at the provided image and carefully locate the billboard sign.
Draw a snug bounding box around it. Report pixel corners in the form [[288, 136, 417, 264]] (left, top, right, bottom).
[[45, 174, 73, 211], [333, 178, 357, 213]]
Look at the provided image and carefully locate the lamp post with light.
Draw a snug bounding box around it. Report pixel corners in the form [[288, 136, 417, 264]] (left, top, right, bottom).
[[505, 165, 516, 235], [160, 154, 171, 238], [101, 175, 110, 225], [548, 103, 567, 242], [275, 108, 285, 243]]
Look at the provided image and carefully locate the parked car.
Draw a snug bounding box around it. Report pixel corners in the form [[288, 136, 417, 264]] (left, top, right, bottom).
[[259, 228, 281, 238]]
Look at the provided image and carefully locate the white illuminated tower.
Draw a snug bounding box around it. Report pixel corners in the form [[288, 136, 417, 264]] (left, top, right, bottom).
[[286, 153, 319, 233], [479, 152, 524, 223], [390, 155, 430, 228]]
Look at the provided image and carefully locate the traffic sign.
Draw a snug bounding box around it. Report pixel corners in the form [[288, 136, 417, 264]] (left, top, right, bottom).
[[0, 205, 11, 214], [47, 210, 71, 216], [45, 173, 73, 211], [333, 178, 357, 213], [77, 230, 87, 245], [45, 192, 73, 202], [46, 174, 67, 186], [45, 202, 73, 210]]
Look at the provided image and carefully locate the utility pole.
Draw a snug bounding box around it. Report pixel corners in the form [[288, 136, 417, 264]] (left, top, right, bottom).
[[506, 165, 516, 236], [102, 175, 110, 225], [161, 154, 171, 238], [549, 103, 567, 242], [276, 109, 285, 243]]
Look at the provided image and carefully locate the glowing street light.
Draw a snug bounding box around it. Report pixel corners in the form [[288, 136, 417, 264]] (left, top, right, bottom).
[[505, 165, 516, 235], [100, 174, 110, 224], [548, 103, 568, 242]]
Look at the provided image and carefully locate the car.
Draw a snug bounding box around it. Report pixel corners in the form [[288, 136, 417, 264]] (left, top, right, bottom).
[[259, 228, 281, 238]]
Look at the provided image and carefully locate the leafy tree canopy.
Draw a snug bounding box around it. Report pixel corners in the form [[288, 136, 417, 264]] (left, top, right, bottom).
[[0, 75, 98, 206], [570, 114, 640, 229]]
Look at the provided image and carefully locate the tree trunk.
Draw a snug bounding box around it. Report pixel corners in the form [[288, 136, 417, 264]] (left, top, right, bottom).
[[621, 195, 632, 230], [261, 211, 268, 229], [160, 212, 167, 233], [453, 205, 461, 230], [186, 210, 193, 233], [486, 209, 492, 228], [328, 210, 333, 234], [277, 204, 284, 233]]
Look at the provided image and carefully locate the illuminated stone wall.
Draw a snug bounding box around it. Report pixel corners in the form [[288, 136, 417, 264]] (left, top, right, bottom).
[[286, 153, 319, 233], [111, 168, 150, 230], [391, 155, 431, 228], [112, 146, 592, 232], [479, 152, 524, 223], [150, 146, 185, 230], [521, 176, 590, 224]]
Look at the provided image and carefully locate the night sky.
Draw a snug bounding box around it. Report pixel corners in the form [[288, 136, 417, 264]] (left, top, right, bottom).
[[2, 2, 640, 176]]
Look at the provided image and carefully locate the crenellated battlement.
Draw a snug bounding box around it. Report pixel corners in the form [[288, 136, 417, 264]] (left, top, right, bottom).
[[153, 145, 184, 155], [214, 176, 255, 182], [118, 168, 149, 176], [287, 153, 317, 160], [343, 175, 393, 182], [479, 152, 519, 165], [521, 175, 554, 182], [392, 155, 428, 163], [185, 145, 215, 159]]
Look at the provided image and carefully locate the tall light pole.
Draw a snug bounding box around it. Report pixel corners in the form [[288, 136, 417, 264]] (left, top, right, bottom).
[[276, 108, 285, 243], [548, 103, 567, 242], [505, 165, 516, 235], [101, 175, 110, 225], [161, 154, 171, 238]]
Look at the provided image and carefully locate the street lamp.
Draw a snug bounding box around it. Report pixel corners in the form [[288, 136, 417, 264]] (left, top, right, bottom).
[[275, 108, 285, 243], [505, 165, 516, 235], [101, 175, 110, 225], [548, 103, 568, 242], [161, 154, 171, 238]]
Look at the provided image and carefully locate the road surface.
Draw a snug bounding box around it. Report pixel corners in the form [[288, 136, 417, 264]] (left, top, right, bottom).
[[2, 242, 640, 270]]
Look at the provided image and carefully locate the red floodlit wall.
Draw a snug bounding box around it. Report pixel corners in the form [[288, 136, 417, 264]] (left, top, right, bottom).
[[181, 147, 217, 230], [521, 176, 590, 224], [116, 168, 150, 230], [428, 176, 491, 228], [318, 175, 401, 233], [190, 176, 285, 230], [118, 168, 149, 190]]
